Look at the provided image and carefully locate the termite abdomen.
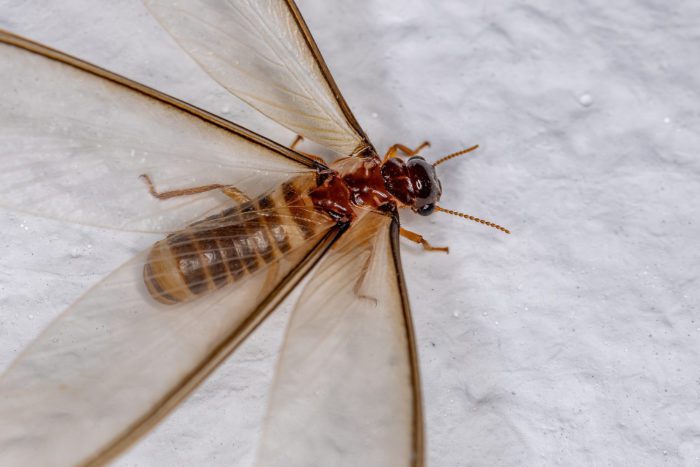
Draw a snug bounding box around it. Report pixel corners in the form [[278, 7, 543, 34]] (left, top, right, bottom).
[[144, 197, 281, 304], [143, 176, 327, 305]]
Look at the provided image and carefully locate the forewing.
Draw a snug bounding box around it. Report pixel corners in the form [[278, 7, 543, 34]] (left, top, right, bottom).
[[0, 31, 315, 233], [0, 205, 340, 467], [145, 0, 371, 156], [256, 210, 424, 467]]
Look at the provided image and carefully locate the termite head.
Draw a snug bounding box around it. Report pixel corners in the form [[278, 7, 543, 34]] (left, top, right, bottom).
[[381, 144, 511, 234], [381, 156, 442, 216]]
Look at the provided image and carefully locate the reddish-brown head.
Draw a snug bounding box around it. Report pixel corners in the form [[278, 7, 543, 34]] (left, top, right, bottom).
[[381, 144, 511, 234], [381, 156, 442, 215]]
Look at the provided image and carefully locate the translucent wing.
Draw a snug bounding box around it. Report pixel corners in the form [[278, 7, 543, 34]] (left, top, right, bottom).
[[145, 0, 372, 156], [0, 200, 341, 467], [256, 210, 424, 467], [0, 30, 317, 233]]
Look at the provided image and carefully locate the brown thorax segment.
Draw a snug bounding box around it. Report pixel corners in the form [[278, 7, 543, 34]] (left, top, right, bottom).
[[309, 169, 354, 224], [336, 154, 392, 208], [317, 151, 397, 219]]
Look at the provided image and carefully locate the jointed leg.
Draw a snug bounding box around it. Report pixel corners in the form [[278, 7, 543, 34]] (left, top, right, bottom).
[[139, 174, 250, 203], [352, 251, 378, 304], [400, 227, 449, 253], [383, 141, 431, 162], [289, 135, 327, 165], [290, 135, 304, 150], [221, 186, 251, 204]]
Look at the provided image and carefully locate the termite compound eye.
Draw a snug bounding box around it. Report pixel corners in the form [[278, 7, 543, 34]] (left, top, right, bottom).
[[416, 203, 435, 216]]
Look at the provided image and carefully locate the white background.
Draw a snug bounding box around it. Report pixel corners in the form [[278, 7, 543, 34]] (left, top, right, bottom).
[[1, 1, 699, 465]]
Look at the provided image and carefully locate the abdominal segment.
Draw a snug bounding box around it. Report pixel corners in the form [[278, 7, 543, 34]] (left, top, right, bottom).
[[143, 176, 326, 304]]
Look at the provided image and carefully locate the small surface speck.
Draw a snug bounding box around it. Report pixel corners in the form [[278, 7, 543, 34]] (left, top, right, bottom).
[[579, 93, 593, 107]]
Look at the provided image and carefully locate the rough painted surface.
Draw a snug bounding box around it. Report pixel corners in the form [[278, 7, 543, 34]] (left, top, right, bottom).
[[1, 1, 699, 465]]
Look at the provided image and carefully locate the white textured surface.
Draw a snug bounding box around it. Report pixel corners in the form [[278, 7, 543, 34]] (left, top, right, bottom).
[[1, 1, 699, 466]]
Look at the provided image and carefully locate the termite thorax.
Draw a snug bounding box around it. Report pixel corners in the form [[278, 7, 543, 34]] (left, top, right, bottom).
[[332, 156, 393, 211], [310, 170, 354, 223]]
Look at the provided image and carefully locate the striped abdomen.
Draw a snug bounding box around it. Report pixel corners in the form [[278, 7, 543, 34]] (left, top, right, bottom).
[[144, 175, 328, 305]]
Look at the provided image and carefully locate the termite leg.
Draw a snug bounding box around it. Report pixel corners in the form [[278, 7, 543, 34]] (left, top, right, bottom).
[[221, 186, 251, 204], [352, 251, 378, 304], [399, 227, 449, 253], [383, 141, 431, 162], [290, 134, 304, 150], [289, 135, 327, 164], [139, 174, 250, 203]]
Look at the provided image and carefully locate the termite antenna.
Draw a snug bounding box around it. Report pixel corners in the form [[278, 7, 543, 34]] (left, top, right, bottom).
[[435, 206, 511, 234], [432, 144, 479, 167]]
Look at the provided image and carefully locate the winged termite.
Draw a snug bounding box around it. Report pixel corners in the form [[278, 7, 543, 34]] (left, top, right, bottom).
[[0, 1, 508, 465]]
